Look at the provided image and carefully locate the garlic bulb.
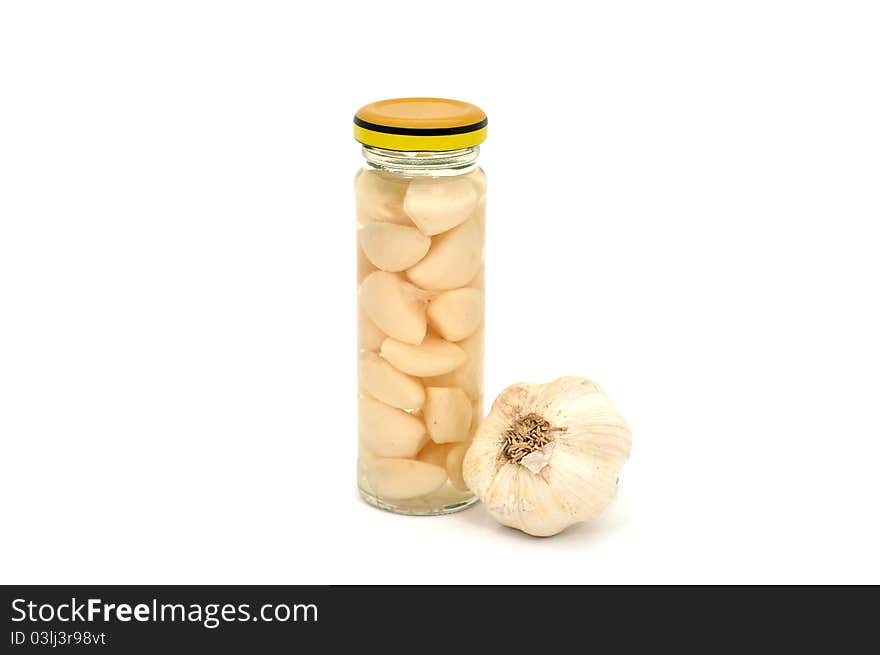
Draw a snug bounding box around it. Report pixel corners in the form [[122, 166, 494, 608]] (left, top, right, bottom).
[[463, 376, 631, 537]]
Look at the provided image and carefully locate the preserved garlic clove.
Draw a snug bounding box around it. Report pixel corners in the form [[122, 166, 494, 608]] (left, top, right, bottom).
[[423, 387, 473, 443], [406, 218, 482, 290], [355, 169, 413, 226], [358, 271, 427, 345], [467, 265, 485, 291], [357, 244, 377, 283], [467, 168, 487, 203], [380, 334, 466, 377], [399, 278, 438, 305], [427, 287, 484, 341], [358, 223, 431, 272], [359, 397, 428, 458], [423, 327, 483, 400], [463, 376, 631, 537], [445, 442, 470, 491], [359, 351, 425, 410], [403, 176, 479, 236], [469, 397, 483, 436], [417, 440, 451, 468], [366, 458, 448, 500], [358, 308, 386, 351]]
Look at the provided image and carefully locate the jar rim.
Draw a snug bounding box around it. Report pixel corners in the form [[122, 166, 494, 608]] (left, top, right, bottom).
[[361, 146, 480, 174]]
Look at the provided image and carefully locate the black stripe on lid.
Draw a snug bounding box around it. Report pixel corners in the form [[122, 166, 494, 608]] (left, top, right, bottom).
[[354, 116, 488, 137]]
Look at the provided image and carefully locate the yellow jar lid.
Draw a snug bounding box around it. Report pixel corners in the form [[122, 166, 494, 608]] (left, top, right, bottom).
[[354, 98, 487, 152]]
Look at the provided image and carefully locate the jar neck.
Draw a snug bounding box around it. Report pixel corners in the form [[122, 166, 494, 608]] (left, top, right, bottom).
[[362, 146, 479, 176]]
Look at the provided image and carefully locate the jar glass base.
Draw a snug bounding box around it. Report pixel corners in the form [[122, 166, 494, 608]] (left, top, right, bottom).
[[358, 487, 478, 516]]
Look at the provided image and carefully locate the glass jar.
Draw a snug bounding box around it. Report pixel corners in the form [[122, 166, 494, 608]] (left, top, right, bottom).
[[354, 98, 488, 515]]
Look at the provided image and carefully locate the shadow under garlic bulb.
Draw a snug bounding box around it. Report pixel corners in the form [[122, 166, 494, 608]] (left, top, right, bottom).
[[357, 167, 486, 514]]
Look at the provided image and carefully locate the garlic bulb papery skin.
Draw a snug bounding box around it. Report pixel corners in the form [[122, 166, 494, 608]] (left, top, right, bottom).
[[463, 376, 631, 537]]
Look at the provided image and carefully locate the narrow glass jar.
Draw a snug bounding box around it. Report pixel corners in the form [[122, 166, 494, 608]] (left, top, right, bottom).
[[354, 98, 487, 515]]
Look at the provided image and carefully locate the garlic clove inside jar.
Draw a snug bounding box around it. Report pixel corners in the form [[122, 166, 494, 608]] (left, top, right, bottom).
[[423, 387, 473, 443], [427, 287, 484, 342], [355, 168, 414, 226], [422, 327, 484, 400], [403, 176, 479, 236], [445, 442, 470, 491], [358, 351, 425, 410], [357, 308, 386, 351], [380, 334, 466, 377], [358, 222, 431, 272], [366, 458, 448, 500], [359, 396, 428, 458], [358, 271, 427, 345], [417, 440, 452, 468], [405, 217, 483, 290]]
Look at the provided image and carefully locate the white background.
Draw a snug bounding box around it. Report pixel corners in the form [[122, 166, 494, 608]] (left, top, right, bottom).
[[1, 1, 878, 584]]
